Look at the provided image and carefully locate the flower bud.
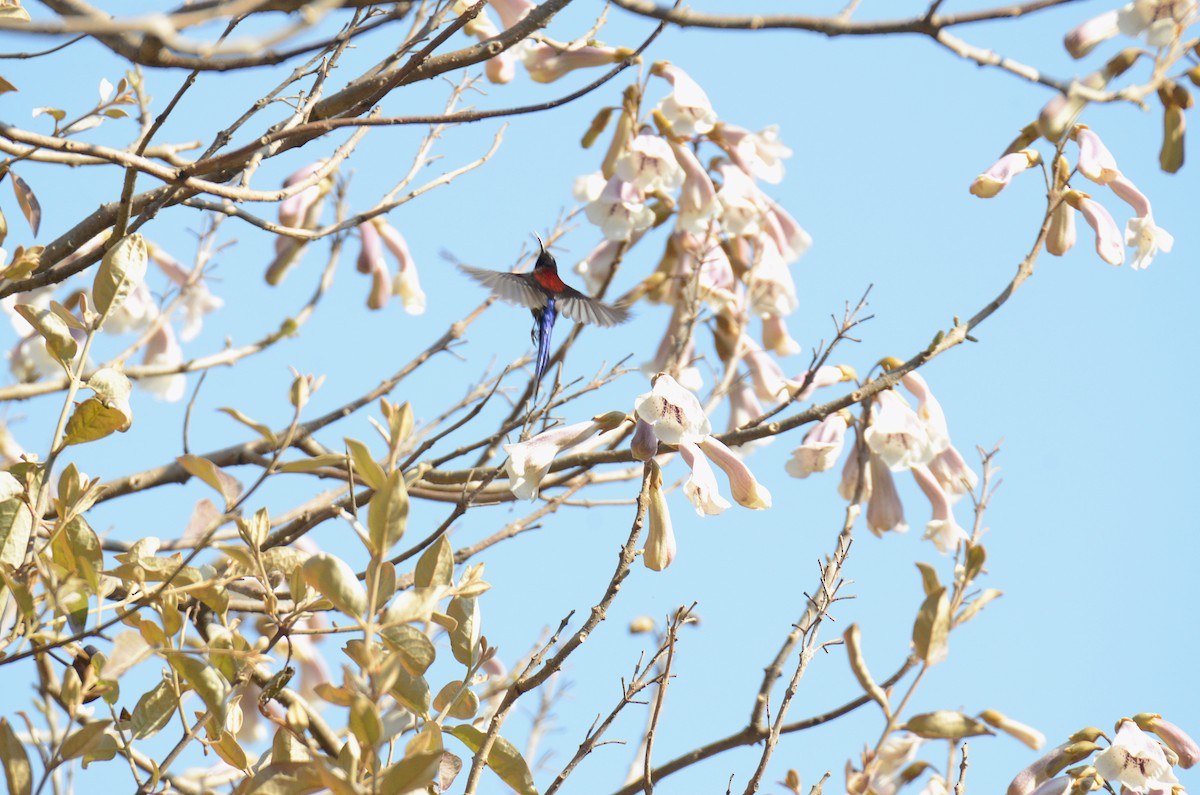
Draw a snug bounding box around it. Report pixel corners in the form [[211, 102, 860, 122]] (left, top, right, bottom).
[[630, 418, 659, 461], [1133, 713, 1200, 768], [643, 461, 675, 571], [1160, 102, 1185, 174], [969, 149, 1040, 198], [1063, 10, 1118, 59]]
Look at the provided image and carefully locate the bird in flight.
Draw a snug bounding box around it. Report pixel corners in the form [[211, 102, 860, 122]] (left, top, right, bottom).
[[460, 237, 631, 391]]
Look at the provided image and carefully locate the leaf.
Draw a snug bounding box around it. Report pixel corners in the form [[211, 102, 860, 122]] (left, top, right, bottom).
[[92, 234, 147, 321], [415, 535, 453, 589], [9, 172, 39, 237], [0, 76, 17, 94], [914, 562, 940, 597], [433, 681, 479, 720], [911, 586, 950, 665], [344, 438, 385, 491], [101, 108, 128, 119], [954, 588, 1003, 627], [380, 624, 435, 676], [843, 624, 890, 719], [902, 710, 994, 741], [177, 455, 243, 509], [0, 717, 31, 795], [60, 720, 112, 761], [61, 115, 102, 135], [964, 543, 986, 583], [381, 726, 443, 792], [367, 468, 408, 556], [389, 668, 431, 715], [31, 106, 64, 121], [447, 725, 537, 795], [277, 454, 346, 473], [130, 678, 176, 740], [219, 407, 278, 446], [13, 303, 75, 367], [447, 596, 480, 667], [348, 693, 382, 749], [52, 516, 102, 592], [169, 656, 230, 726], [63, 400, 124, 446], [302, 553, 366, 619], [98, 77, 113, 103], [0, 498, 33, 568]]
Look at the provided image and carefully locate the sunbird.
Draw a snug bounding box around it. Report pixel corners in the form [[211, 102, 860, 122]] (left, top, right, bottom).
[[459, 237, 631, 389]]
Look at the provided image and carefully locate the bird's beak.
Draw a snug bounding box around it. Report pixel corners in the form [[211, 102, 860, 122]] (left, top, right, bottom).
[[534, 232, 545, 256]]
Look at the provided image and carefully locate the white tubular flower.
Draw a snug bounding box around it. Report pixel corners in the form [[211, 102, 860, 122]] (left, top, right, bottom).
[[503, 419, 607, 500], [698, 435, 771, 509], [1108, 175, 1173, 271], [866, 732, 924, 795], [864, 389, 936, 471], [277, 161, 328, 227], [762, 314, 802, 356], [785, 411, 849, 479], [747, 236, 799, 319], [1136, 713, 1200, 769], [838, 439, 870, 502], [615, 134, 685, 194], [149, 245, 223, 342], [679, 441, 731, 516], [104, 280, 159, 335], [9, 335, 57, 382], [720, 124, 792, 184], [969, 149, 1040, 198], [575, 236, 639, 294], [522, 41, 628, 83], [357, 221, 391, 310], [911, 465, 969, 554], [743, 338, 793, 402], [487, 0, 534, 28], [584, 176, 656, 241], [652, 61, 717, 136], [866, 453, 907, 536], [635, 372, 712, 445], [917, 776, 950, 795], [644, 461, 676, 571], [726, 381, 772, 453], [1118, 0, 1196, 46], [1066, 190, 1125, 266], [1094, 720, 1180, 793], [791, 364, 856, 402], [764, 202, 813, 263], [669, 138, 722, 234], [1072, 124, 1121, 184], [899, 371, 950, 454], [376, 220, 426, 315], [1064, 10, 1120, 57], [927, 445, 978, 502], [716, 163, 769, 236], [141, 325, 186, 402]]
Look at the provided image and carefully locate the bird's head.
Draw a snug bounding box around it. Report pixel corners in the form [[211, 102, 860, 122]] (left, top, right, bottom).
[[533, 233, 557, 271]]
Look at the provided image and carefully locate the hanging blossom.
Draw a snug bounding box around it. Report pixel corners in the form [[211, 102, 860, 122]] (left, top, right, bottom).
[[487, 0, 533, 28], [641, 304, 703, 393], [643, 460, 675, 570], [573, 233, 644, 294], [911, 464, 970, 554], [667, 136, 722, 234], [762, 314, 802, 357], [1108, 175, 1174, 270], [678, 441, 731, 516], [1073, 124, 1121, 184], [1065, 190, 1125, 266], [455, 3, 516, 84], [717, 123, 792, 184], [1118, 0, 1196, 46], [140, 325, 186, 402], [356, 220, 392, 310], [503, 411, 626, 500], [969, 149, 1041, 198], [148, 244, 224, 342], [785, 411, 851, 479], [268, 160, 333, 285], [1093, 719, 1181, 793], [1134, 713, 1200, 769], [615, 133, 686, 194], [521, 40, 631, 83], [864, 389, 937, 471], [375, 219, 426, 315], [578, 173, 656, 241], [746, 235, 799, 319], [927, 445, 978, 502], [848, 732, 924, 795], [651, 61, 718, 137], [716, 162, 770, 236]]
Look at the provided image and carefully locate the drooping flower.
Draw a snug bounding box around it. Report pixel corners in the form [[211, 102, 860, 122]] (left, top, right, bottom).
[[679, 441, 731, 515], [1093, 719, 1179, 793], [615, 133, 685, 194], [503, 414, 623, 500], [763, 202, 812, 263], [148, 244, 223, 342], [668, 137, 722, 234], [969, 149, 1041, 198], [375, 220, 426, 315], [1046, 197, 1077, 256], [762, 314, 802, 356], [1072, 124, 1121, 184], [1118, 0, 1196, 47], [630, 418, 659, 461], [487, 0, 534, 29], [269, 161, 332, 285], [522, 41, 629, 83], [643, 460, 676, 571], [747, 236, 799, 319], [698, 435, 771, 509], [899, 371, 950, 454], [635, 372, 711, 445], [1134, 713, 1200, 768], [1108, 175, 1174, 271], [453, 3, 515, 84], [575, 236, 638, 294], [1064, 10, 1120, 58], [911, 465, 969, 553], [102, 280, 159, 335], [716, 163, 769, 236], [927, 445, 978, 502], [725, 381, 772, 452], [1065, 191, 1124, 265], [641, 306, 703, 393], [357, 220, 391, 310], [652, 61, 717, 137], [141, 325, 186, 402], [584, 176, 656, 241], [718, 124, 792, 184], [863, 389, 936, 471], [785, 411, 850, 479], [866, 454, 907, 536]]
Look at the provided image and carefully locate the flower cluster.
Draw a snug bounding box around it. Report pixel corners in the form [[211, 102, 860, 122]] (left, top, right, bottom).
[[1063, 0, 1196, 58], [970, 124, 1173, 270]]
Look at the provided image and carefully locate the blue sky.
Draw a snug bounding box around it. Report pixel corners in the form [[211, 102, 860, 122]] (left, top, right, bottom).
[[0, 1, 1196, 792]]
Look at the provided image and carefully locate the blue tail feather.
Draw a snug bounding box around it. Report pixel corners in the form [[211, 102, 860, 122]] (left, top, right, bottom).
[[532, 298, 557, 391]]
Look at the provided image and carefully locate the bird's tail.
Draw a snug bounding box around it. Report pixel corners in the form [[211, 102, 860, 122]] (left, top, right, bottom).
[[532, 298, 557, 394]]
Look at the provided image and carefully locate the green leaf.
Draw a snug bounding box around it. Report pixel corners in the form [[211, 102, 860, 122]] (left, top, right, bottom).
[[348, 693, 382, 749], [12, 303, 75, 366], [914, 562, 940, 597], [911, 586, 951, 665], [344, 438, 385, 491], [278, 454, 347, 473], [389, 668, 431, 715], [130, 678, 176, 740], [367, 469, 408, 556], [381, 726, 442, 792], [169, 655, 231, 726], [219, 407, 278, 446], [902, 710, 995, 741], [433, 681, 479, 720], [63, 399, 125, 446], [92, 234, 147, 321], [0, 717, 31, 795], [447, 725, 537, 795], [60, 720, 112, 761], [301, 553, 366, 619], [415, 535, 453, 589], [0, 498, 33, 568], [9, 171, 38, 237], [447, 596, 480, 667], [177, 455, 243, 509], [964, 543, 986, 583], [955, 588, 1003, 627], [380, 624, 435, 676]]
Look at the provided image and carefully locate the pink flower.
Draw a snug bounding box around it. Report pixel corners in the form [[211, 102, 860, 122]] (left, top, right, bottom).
[[1066, 190, 1124, 265], [747, 236, 799, 319], [866, 453, 907, 536], [725, 381, 771, 452], [1135, 713, 1200, 768], [574, 236, 639, 294], [668, 138, 722, 234], [1108, 175, 1173, 270], [719, 124, 792, 184], [1064, 10, 1120, 58], [698, 435, 771, 509], [927, 445, 978, 502], [911, 465, 969, 553], [969, 150, 1040, 198], [141, 325, 186, 402], [504, 415, 621, 500], [899, 371, 950, 454], [679, 441, 731, 515], [763, 202, 812, 263], [652, 61, 717, 137], [630, 418, 659, 461], [635, 372, 711, 445], [522, 41, 627, 84], [357, 221, 391, 310], [864, 389, 936, 470], [148, 244, 223, 342], [1072, 124, 1121, 184], [716, 163, 769, 236], [375, 220, 426, 315], [584, 176, 656, 241], [487, 0, 534, 29], [1094, 720, 1179, 793], [762, 314, 802, 356], [785, 411, 850, 479], [615, 133, 685, 193]]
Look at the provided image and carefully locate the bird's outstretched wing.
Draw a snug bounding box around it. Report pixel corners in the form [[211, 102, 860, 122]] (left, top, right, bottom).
[[557, 288, 632, 327], [459, 265, 546, 310]]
